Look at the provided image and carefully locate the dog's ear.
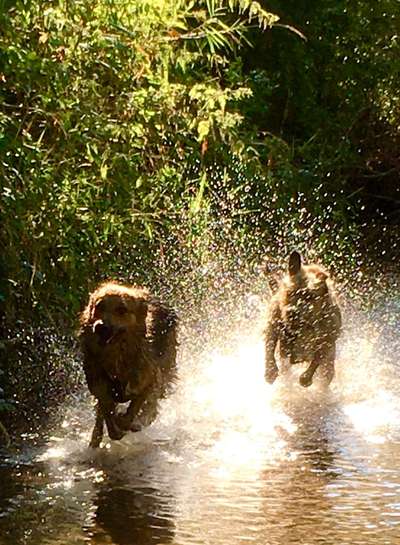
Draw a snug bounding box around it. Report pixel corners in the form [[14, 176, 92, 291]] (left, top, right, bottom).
[[288, 251, 302, 276], [79, 296, 96, 326]]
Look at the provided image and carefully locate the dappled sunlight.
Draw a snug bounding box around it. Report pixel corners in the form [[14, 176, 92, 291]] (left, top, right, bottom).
[[343, 391, 400, 443]]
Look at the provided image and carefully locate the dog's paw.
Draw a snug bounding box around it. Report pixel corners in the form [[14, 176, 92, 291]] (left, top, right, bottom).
[[114, 413, 142, 433], [129, 419, 143, 433], [265, 365, 279, 384], [104, 415, 125, 440], [89, 436, 102, 449], [108, 427, 125, 441], [299, 372, 313, 388]]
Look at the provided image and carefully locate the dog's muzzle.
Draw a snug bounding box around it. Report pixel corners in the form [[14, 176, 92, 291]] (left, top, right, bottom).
[[93, 320, 114, 343]]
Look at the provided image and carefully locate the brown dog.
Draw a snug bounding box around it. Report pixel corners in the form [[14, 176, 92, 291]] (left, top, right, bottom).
[[264, 251, 341, 387], [79, 281, 177, 448]]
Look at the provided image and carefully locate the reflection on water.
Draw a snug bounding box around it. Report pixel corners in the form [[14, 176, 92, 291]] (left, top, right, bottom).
[[90, 483, 175, 544], [1, 296, 400, 544]]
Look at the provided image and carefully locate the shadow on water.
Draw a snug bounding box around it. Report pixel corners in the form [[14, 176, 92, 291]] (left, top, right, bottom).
[[1, 288, 400, 544]]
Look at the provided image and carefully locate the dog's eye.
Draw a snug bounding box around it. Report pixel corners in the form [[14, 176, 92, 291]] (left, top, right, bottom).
[[116, 305, 128, 316]]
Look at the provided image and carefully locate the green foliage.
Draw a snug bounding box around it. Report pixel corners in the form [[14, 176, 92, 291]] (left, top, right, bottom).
[[1, 0, 397, 329], [0, 365, 14, 417], [242, 0, 400, 196], [0, 0, 279, 323]]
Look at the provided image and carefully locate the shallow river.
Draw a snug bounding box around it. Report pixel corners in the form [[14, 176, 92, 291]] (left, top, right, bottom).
[[1, 298, 400, 545]]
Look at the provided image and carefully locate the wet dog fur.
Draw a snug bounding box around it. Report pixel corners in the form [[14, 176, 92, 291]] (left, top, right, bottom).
[[79, 281, 177, 448], [263, 251, 342, 387]]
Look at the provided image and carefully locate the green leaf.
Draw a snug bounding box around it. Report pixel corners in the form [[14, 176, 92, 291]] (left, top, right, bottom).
[[197, 119, 210, 141]]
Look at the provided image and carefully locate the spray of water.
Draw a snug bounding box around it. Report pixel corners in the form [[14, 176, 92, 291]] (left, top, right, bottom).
[[38, 261, 400, 466], [3, 165, 400, 544], [18, 266, 397, 545]]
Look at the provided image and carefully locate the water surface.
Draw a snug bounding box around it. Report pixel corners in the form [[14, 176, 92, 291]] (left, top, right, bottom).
[[1, 298, 400, 544]]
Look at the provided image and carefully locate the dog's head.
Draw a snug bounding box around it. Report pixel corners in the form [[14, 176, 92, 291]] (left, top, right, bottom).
[[80, 282, 149, 345], [282, 251, 332, 318]]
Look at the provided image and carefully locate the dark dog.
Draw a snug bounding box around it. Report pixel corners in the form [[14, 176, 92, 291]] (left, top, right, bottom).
[[264, 251, 341, 387], [79, 281, 177, 448]]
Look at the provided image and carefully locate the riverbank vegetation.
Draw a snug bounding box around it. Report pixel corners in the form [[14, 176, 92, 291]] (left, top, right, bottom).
[[1, 0, 399, 431]]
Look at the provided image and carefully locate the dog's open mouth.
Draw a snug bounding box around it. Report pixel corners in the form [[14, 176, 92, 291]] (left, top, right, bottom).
[[93, 322, 125, 345], [105, 329, 125, 344], [104, 331, 117, 344]]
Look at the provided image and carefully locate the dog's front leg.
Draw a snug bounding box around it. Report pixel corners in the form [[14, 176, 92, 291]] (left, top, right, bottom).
[[299, 345, 335, 387], [299, 357, 320, 388], [89, 403, 105, 448], [264, 302, 280, 384], [104, 408, 125, 441], [90, 403, 124, 446], [315, 345, 336, 386], [87, 378, 125, 441], [115, 394, 148, 432]]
